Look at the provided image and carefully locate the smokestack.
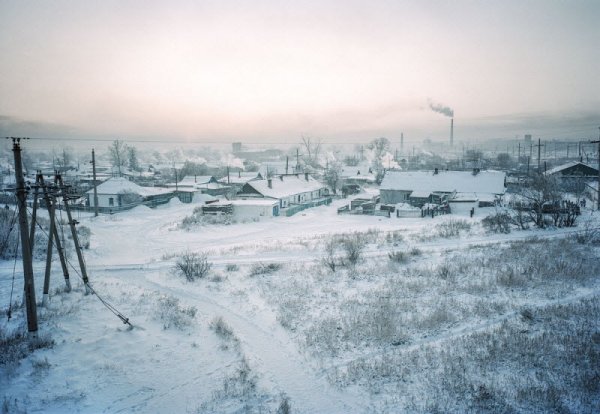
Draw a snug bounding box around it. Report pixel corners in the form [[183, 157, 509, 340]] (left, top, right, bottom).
[[450, 118, 454, 147], [401, 132, 404, 152]]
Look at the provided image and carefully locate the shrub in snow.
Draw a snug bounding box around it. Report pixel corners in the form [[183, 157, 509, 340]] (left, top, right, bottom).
[[388, 250, 407, 264], [154, 295, 197, 330], [340, 233, 365, 265], [248, 262, 282, 277], [0, 325, 54, 367], [322, 239, 339, 272], [209, 316, 236, 342], [225, 264, 239, 272], [174, 251, 212, 281], [277, 395, 291, 414], [574, 218, 600, 245], [410, 247, 422, 256], [31, 356, 52, 374], [180, 209, 234, 230], [436, 219, 472, 238], [2, 397, 27, 414], [385, 230, 404, 245], [198, 357, 269, 412], [482, 212, 512, 234], [74, 225, 91, 249]]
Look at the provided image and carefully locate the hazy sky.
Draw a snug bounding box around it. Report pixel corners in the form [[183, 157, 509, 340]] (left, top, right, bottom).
[[0, 0, 598, 144]]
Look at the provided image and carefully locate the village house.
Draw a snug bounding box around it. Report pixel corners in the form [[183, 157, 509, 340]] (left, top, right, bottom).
[[166, 175, 230, 199], [340, 162, 376, 186], [380, 169, 506, 211], [543, 161, 599, 192], [202, 199, 280, 218], [236, 173, 330, 216], [86, 177, 176, 212], [217, 171, 263, 195]]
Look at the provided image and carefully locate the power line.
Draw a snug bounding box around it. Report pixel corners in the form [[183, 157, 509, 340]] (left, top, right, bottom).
[[26, 206, 132, 327], [6, 129, 600, 148]]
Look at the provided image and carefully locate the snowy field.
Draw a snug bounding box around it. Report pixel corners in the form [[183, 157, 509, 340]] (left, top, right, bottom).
[[1, 197, 599, 413]]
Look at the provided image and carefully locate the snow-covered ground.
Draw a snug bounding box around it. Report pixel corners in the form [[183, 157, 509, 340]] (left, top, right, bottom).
[[1, 197, 599, 413]]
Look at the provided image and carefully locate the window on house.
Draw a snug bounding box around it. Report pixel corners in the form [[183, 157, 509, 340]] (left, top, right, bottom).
[[109, 197, 114, 206]]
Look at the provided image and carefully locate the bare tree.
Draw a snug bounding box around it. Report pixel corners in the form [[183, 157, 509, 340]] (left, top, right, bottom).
[[324, 160, 343, 194], [368, 137, 390, 159], [109, 140, 128, 176], [301, 135, 322, 168], [518, 174, 563, 228], [56, 147, 73, 169]]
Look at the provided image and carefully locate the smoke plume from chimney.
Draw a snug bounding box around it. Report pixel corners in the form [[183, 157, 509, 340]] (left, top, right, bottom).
[[428, 99, 454, 118]]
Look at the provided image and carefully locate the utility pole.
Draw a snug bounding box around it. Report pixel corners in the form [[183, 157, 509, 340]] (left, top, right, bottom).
[[42, 191, 56, 307], [39, 174, 71, 299], [533, 138, 544, 174], [285, 156, 289, 175], [10, 138, 38, 334], [91, 149, 99, 217], [296, 148, 300, 172], [592, 127, 600, 210], [56, 173, 91, 294], [29, 173, 40, 253]]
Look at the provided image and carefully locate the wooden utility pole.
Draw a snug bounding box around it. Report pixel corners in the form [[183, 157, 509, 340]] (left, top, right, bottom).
[[592, 127, 600, 210], [29, 173, 40, 253], [56, 173, 91, 294], [42, 194, 56, 307], [91, 149, 99, 217], [533, 139, 544, 174], [11, 138, 38, 333], [39, 174, 71, 301]]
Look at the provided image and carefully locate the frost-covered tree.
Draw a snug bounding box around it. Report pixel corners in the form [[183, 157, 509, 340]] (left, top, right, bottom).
[[301, 136, 322, 168], [109, 140, 128, 176], [519, 174, 563, 228], [324, 160, 343, 194], [128, 146, 140, 172]]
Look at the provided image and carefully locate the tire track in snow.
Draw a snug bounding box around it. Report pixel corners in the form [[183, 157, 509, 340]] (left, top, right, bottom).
[[110, 270, 369, 414]]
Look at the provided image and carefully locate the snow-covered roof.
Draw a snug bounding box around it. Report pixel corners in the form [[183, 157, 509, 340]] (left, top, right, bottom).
[[243, 175, 326, 199], [218, 172, 262, 185], [544, 161, 598, 176], [86, 177, 173, 197], [409, 190, 432, 198], [258, 162, 301, 176], [380, 170, 506, 195], [340, 162, 374, 179], [231, 199, 279, 206], [178, 176, 215, 186]]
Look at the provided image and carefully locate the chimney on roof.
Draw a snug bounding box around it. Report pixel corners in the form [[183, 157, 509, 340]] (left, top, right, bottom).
[[267, 178, 272, 188], [305, 172, 309, 181]]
